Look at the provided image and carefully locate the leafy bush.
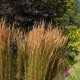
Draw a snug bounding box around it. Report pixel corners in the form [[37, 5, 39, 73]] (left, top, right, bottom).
[[65, 26, 80, 52], [72, 13, 80, 26], [64, 26, 80, 64]]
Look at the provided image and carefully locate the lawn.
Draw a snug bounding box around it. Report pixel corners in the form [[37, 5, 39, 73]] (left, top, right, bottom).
[[68, 47, 80, 80]]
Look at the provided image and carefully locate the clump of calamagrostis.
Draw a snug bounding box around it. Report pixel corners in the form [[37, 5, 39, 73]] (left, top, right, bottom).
[[0, 21, 68, 80]]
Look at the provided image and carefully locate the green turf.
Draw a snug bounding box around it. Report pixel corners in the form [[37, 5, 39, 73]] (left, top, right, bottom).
[[68, 47, 80, 80]]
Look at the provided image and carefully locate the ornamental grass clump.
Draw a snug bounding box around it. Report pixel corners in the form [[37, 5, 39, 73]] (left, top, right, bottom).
[[0, 21, 68, 80]]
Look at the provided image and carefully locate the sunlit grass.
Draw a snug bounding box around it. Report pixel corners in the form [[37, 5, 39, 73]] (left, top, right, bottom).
[[68, 46, 80, 80], [0, 20, 68, 80]]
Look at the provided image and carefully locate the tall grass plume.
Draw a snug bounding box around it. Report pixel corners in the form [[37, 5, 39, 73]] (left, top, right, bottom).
[[0, 20, 68, 80]]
